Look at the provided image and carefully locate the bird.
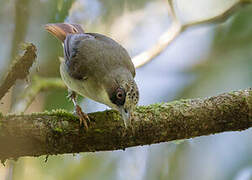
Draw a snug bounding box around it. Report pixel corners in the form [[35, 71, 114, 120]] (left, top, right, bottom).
[[44, 23, 139, 130]]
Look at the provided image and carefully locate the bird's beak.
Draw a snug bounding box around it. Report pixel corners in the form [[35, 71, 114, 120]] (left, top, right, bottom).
[[119, 107, 131, 128]]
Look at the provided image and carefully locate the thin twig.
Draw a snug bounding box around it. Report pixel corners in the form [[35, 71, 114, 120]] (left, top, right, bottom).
[[183, 1, 244, 28], [133, 0, 250, 68], [167, 0, 177, 22], [133, 22, 182, 68]]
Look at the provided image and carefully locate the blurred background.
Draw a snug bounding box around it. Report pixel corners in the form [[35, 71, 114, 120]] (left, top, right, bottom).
[[0, 0, 252, 179]]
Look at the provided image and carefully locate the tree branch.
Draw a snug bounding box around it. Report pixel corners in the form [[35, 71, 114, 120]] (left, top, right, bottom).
[[0, 89, 251, 161], [133, 0, 251, 68], [183, 0, 246, 28], [132, 22, 182, 68], [0, 43, 37, 100]]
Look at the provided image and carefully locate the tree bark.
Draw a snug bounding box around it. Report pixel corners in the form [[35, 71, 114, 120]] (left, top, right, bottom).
[[0, 89, 251, 162], [0, 43, 37, 100]]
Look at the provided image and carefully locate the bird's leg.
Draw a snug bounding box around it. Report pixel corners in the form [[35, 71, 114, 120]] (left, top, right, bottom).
[[68, 90, 90, 130]]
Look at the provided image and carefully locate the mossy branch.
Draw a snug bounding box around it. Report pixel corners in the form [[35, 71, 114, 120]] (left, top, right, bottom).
[[0, 89, 251, 161], [0, 43, 37, 100]]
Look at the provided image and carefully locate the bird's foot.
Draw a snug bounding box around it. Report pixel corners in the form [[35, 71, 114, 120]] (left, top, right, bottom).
[[67, 90, 89, 130], [67, 90, 77, 102], [75, 105, 90, 130]]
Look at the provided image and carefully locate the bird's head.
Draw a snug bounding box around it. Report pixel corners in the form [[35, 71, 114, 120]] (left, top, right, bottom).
[[108, 79, 139, 127]]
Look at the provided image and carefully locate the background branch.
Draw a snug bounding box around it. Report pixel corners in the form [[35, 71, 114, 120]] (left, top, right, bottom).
[[132, 0, 251, 68], [0, 88, 251, 161], [133, 22, 182, 68], [0, 43, 37, 101], [11, 76, 65, 114]]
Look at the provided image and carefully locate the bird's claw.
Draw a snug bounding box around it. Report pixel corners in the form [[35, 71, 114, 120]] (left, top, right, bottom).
[[75, 105, 90, 130], [67, 91, 76, 102]]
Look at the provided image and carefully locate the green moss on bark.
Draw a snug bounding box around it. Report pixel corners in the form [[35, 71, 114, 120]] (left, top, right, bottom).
[[0, 89, 251, 160]]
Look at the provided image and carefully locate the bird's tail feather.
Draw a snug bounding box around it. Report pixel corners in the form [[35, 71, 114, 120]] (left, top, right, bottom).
[[44, 23, 84, 42]]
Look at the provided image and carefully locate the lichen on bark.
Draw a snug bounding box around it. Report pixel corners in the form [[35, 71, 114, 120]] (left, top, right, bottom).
[[0, 89, 251, 161]]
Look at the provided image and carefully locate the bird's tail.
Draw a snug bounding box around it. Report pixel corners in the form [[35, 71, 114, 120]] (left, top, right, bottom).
[[44, 23, 84, 42]]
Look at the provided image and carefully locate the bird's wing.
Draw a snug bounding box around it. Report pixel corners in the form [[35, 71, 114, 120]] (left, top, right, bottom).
[[64, 33, 136, 81], [63, 34, 95, 80], [87, 33, 136, 78]]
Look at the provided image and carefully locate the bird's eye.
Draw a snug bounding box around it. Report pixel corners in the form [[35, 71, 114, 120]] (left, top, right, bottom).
[[110, 88, 126, 106], [116, 89, 124, 99]]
